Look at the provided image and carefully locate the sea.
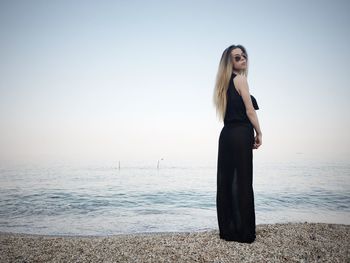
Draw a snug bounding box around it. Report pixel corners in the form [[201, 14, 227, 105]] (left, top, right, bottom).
[[0, 160, 349, 236]]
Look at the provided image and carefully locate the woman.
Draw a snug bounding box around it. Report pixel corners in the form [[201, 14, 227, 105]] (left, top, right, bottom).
[[213, 44, 262, 243]]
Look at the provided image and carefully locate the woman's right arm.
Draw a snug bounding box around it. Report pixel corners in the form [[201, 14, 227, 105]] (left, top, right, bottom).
[[234, 76, 263, 148]]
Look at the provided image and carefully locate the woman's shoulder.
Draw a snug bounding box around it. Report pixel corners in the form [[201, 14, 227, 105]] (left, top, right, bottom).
[[232, 73, 247, 82], [232, 73, 248, 94]]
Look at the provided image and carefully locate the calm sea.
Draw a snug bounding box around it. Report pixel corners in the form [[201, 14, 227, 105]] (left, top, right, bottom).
[[0, 161, 349, 236]]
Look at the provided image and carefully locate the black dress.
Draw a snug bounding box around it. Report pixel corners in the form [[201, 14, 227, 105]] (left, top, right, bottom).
[[216, 72, 259, 243]]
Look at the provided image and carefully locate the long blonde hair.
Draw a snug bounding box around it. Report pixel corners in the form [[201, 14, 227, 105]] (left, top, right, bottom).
[[213, 45, 249, 121]]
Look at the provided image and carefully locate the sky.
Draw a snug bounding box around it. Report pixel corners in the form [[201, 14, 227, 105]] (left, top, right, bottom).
[[0, 0, 349, 167]]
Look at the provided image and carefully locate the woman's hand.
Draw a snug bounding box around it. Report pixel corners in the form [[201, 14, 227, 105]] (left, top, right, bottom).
[[253, 133, 262, 149]]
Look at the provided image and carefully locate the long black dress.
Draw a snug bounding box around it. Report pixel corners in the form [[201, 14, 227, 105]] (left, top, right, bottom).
[[216, 72, 259, 243]]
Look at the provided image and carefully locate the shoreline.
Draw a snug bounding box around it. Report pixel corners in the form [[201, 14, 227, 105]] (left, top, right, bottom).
[[1, 222, 349, 262]]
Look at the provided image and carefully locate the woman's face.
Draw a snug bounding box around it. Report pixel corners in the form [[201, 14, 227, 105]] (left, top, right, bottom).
[[231, 48, 247, 71]]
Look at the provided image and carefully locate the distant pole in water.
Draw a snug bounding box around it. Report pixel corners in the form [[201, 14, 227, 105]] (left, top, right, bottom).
[[118, 161, 120, 170], [157, 158, 164, 169]]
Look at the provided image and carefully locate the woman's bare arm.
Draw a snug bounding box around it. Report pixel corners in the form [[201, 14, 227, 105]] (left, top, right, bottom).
[[233, 75, 262, 135]]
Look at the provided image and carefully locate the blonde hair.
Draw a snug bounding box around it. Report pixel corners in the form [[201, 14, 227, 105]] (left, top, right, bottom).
[[213, 45, 249, 121]]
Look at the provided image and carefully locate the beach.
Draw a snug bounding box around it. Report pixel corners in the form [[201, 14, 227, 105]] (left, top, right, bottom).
[[0, 222, 349, 262]]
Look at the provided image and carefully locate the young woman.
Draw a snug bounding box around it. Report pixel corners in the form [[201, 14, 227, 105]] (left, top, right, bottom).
[[213, 44, 262, 243]]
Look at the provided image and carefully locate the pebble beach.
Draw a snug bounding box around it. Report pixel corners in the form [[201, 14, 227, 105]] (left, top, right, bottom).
[[0, 222, 349, 262]]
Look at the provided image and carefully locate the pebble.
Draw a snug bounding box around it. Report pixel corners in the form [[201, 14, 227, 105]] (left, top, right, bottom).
[[0, 222, 349, 262]]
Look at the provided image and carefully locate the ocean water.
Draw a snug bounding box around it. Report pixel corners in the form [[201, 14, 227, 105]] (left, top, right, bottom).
[[0, 161, 349, 236]]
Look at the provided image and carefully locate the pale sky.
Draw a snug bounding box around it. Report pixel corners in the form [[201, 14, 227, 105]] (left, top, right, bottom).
[[0, 0, 349, 167]]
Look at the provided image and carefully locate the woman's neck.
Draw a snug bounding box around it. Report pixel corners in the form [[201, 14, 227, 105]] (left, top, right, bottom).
[[232, 69, 245, 76]]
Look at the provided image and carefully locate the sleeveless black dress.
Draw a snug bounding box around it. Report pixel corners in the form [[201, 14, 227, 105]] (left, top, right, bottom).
[[216, 72, 259, 243]]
